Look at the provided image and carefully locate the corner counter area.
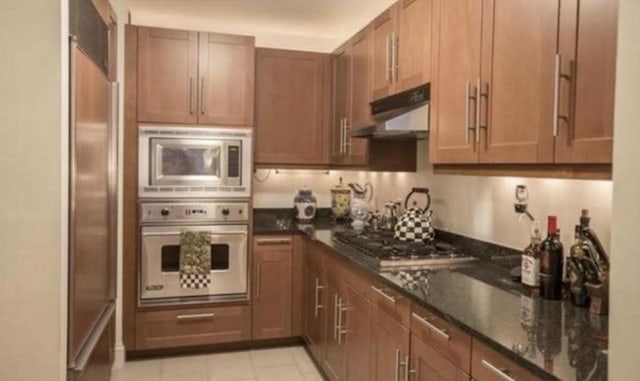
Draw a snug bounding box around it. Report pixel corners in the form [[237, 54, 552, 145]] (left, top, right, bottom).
[[253, 210, 607, 381]]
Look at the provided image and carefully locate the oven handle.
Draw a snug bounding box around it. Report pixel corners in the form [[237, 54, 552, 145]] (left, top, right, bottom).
[[141, 231, 248, 237]]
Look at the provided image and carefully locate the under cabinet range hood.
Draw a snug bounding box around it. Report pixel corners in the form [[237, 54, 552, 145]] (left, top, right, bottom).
[[352, 84, 430, 139]]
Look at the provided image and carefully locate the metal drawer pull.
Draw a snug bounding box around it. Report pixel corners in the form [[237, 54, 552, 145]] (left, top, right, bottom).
[[176, 313, 215, 321], [412, 312, 450, 340], [200, 77, 205, 115], [395, 349, 401, 381], [189, 77, 195, 114], [371, 286, 396, 304], [256, 238, 292, 245], [314, 277, 325, 317], [481, 359, 517, 381]]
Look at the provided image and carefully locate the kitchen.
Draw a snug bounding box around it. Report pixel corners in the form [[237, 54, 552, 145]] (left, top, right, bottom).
[[1, 1, 638, 381]]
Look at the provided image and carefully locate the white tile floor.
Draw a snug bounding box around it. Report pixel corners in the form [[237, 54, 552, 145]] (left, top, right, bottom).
[[111, 346, 325, 381]]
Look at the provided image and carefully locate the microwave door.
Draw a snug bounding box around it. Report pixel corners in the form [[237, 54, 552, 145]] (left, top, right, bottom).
[[151, 138, 223, 186]]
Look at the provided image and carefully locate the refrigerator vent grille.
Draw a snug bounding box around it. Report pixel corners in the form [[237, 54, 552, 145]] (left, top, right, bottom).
[[70, 0, 109, 76]]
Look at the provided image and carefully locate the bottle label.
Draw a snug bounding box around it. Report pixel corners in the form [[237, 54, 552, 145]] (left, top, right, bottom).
[[522, 256, 540, 287]]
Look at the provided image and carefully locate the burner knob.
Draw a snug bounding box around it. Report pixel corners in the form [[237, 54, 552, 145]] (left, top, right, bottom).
[[160, 208, 170, 216], [221, 208, 230, 216]]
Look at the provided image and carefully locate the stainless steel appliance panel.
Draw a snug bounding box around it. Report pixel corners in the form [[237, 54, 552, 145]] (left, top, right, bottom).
[[140, 224, 248, 301]]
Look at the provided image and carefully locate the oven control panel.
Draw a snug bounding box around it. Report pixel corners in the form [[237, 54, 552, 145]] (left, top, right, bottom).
[[140, 202, 249, 223]]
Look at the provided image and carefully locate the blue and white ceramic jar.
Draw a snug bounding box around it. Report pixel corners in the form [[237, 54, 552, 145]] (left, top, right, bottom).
[[294, 187, 317, 222]]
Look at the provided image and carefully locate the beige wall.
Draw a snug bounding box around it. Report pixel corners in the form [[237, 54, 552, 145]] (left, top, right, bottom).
[[0, 1, 68, 381], [610, 0, 640, 378], [255, 140, 612, 252]]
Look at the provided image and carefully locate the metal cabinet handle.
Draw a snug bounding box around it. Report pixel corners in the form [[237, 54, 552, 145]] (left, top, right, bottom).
[[400, 355, 415, 381], [476, 78, 489, 146], [256, 265, 261, 300], [333, 294, 340, 340], [411, 312, 451, 340], [314, 277, 325, 317], [200, 77, 205, 115], [337, 299, 348, 345], [189, 77, 195, 114], [344, 119, 351, 156], [395, 349, 401, 381], [338, 119, 344, 154], [176, 312, 215, 321], [465, 81, 478, 144], [393, 32, 399, 82], [256, 238, 292, 245], [70, 303, 115, 374], [553, 54, 572, 137], [481, 359, 517, 381], [386, 35, 391, 82], [371, 285, 396, 304]]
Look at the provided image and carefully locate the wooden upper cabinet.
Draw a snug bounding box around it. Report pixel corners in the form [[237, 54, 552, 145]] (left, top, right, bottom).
[[396, 0, 432, 91], [350, 28, 374, 129], [137, 27, 198, 124], [332, 45, 351, 164], [371, 6, 397, 101], [136, 26, 254, 126], [255, 48, 330, 165], [555, 0, 618, 163], [198, 32, 254, 126], [252, 236, 293, 340], [429, 0, 482, 164], [479, 0, 559, 164]]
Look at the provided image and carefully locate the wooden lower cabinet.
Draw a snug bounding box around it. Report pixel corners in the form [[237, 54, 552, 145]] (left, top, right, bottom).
[[411, 334, 470, 381], [302, 241, 327, 361], [252, 236, 293, 340], [323, 264, 346, 380], [135, 305, 251, 350], [343, 280, 372, 381], [471, 340, 540, 381], [370, 306, 411, 381]]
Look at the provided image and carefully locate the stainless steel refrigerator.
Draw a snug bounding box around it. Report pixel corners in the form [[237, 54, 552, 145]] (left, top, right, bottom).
[[67, 0, 118, 379]]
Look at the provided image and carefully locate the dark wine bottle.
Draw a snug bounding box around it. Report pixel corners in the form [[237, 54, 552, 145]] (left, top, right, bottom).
[[539, 216, 564, 300]]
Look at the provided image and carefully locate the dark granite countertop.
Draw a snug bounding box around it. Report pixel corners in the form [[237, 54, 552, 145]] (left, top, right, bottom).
[[252, 209, 608, 381]]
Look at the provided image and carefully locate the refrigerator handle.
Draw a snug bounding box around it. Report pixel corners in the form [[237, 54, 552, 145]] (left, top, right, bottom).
[[68, 303, 115, 376]]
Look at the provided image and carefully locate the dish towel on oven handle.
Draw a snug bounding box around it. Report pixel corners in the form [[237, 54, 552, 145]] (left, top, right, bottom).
[[179, 231, 211, 289]]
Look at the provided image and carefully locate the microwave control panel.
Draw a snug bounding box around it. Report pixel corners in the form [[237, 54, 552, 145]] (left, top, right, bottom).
[[140, 202, 249, 223]]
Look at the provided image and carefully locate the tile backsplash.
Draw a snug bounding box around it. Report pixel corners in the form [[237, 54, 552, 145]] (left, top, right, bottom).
[[253, 141, 613, 253]]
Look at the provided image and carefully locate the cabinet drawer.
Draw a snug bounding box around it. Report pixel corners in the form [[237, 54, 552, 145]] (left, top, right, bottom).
[[135, 305, 251, 350], [411, 303, 472, 373], [369, 280, 411, 328], [471, 340, 540, 381], [253, 235, 294, 251]]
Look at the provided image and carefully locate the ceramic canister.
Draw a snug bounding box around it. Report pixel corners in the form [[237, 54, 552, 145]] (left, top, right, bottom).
[[330, 178, 351, 219], [294, 188, 317, 222]]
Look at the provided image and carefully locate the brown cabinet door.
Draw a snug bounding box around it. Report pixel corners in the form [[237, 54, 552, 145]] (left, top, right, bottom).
[[410, 335, 470, 381], [343, 282, 372, 381], [255, 49, 330, 165], [370, 307, 411, 381], [252, 237, 293, 340], [345, 29, 370, 166], [323, 266, 346, 380], [198, 32, 254, 126], [555, 0, 617, 163], [303, 243, 327, 362], [479, 0, 558, 163], [429, 0, 482, 164], [332, 45, 351, 164], [371, 5, 397, 101], [396, 0, 432, 91], [137, 27, 198, 123]]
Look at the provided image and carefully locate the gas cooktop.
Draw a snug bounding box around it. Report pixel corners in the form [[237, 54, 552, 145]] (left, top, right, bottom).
[[332, 230, 478, 269]]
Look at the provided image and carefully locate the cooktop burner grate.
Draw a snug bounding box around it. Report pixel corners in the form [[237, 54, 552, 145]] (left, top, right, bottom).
[[332, 230, 477, 268]]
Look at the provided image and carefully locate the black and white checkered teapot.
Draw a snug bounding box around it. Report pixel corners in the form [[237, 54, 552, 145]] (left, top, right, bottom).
[[394, 187, 435, 243]]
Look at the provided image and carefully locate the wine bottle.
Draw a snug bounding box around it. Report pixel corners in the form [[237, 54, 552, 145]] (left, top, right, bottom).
[[521, 221, 542, 288], [539, 216, 564, 300]]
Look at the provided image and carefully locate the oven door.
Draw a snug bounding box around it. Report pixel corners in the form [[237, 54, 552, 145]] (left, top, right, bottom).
[[150, 138, 232, 187], [140, 224, 248, 303]]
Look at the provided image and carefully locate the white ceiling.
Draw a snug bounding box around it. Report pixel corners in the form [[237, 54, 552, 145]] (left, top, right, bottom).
[[128, 0, 397, 52]]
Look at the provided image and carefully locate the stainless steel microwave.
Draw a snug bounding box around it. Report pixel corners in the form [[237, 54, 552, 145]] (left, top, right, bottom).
[[138, 126, 252, 199]]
